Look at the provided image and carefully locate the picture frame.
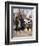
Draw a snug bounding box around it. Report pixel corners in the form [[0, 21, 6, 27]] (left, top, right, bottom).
[[5, 1, 38, 45]]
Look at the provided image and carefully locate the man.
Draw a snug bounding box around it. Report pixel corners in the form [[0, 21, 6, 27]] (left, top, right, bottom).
[[19, 15, 25, 30]]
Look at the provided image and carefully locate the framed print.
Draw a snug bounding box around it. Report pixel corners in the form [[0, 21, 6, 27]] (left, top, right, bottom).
[[5, 1, 38, 45]]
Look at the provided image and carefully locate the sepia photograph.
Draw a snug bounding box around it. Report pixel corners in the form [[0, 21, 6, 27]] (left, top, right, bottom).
[[11, 8, 33, 38]]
